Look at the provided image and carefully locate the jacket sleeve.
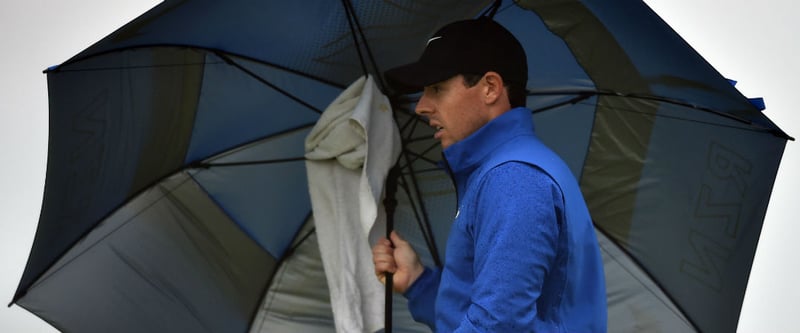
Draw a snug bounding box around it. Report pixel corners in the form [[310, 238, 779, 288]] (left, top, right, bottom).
[[457, 162, 563, 332], [403, 266, 442, 329]]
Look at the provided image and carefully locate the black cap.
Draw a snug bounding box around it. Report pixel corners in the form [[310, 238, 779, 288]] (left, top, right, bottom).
[[384, 18, 527, 94]]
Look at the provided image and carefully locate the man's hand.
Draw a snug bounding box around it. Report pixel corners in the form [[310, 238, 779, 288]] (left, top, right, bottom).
[[372, 231, 425, 293]]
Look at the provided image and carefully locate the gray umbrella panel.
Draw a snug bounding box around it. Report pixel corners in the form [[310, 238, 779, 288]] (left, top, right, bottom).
[[19, 171, 273, 333]]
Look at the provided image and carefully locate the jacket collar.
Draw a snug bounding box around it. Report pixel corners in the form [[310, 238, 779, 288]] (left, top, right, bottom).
[[442, 107, 534, 183]]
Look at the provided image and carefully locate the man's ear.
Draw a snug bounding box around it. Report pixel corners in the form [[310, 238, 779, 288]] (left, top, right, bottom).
[[482, 71, 504, 105]]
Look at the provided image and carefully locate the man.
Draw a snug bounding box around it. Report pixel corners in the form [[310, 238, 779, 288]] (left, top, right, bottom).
[[372, 18, 607, 332]]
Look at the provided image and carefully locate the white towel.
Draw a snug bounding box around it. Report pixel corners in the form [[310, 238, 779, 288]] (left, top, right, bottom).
[[305, 75, 401, 333]]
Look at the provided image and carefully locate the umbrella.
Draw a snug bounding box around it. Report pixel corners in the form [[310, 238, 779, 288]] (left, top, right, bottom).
[[12, 0, 791, 332]]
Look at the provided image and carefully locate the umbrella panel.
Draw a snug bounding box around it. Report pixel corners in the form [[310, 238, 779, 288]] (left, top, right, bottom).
[[250, 218, 431, 333], [194, 128, 314, 258], [17, 172, 274, 333], [16, 47, 206, 303]]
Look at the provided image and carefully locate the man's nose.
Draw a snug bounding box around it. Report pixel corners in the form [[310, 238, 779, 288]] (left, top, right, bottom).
[[415, 94, 431, 116]]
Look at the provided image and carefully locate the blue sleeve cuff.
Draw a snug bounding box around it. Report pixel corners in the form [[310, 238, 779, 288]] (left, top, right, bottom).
[[403, 266, 440, 329]]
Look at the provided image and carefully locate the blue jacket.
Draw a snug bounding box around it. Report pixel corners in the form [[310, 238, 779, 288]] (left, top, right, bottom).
[[404, 107, 607, 332]]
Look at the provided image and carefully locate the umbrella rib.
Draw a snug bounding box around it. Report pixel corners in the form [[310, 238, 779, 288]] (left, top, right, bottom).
[[44, 60, 217, 73], [188, 122, 316, 169], [397, 150, 443, 267], [529, 92, 595, 114], [397, 168, 443, 268], [216, 52, 324, 114], [245, 212, 315, 331], [542, 92, 785, 137], [528, 89, 792, 139], [108, 245, 215, 333], [396, 113, 442, 169], [341, 0, 368, 78], [398, 108, 420, 134], [392, 104, 443, 265], [401, 166, 443, 175], [197, 157, 307, 168], [404, 134, 438, 144], [281, 212, 316, 258], [49, 44, 344, 92], [342, 0, 388, 91], [390, 96, 444, 267], [399, 144, 441, 170], [578, 99, 789, 137]]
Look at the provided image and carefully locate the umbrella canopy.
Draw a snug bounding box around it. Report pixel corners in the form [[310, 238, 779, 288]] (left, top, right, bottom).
[[13, 1, 791, 332]]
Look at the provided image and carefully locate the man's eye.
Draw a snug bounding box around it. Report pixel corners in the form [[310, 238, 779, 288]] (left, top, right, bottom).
[[424, 85, 442, 95]]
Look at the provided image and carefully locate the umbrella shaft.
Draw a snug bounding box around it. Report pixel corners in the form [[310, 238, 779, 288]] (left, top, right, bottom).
[[385, 272, 393, 333]]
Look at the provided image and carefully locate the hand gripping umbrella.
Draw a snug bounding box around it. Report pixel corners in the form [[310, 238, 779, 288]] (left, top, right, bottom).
[[12, 1, 792, 333]]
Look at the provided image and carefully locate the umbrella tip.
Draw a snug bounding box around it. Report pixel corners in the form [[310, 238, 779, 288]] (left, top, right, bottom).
[[748, 97, 766, 111], [43, 64, 59, 73]]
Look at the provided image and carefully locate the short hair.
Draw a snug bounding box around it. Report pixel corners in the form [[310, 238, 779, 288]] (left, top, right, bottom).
[[462, 73, 527, 108]]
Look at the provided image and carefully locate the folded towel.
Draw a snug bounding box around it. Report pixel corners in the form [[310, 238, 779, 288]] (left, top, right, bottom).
[[305, 75, 401, 332]]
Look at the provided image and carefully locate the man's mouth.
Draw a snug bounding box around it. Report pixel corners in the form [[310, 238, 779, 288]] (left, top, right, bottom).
[[432, 124, 444, 140]]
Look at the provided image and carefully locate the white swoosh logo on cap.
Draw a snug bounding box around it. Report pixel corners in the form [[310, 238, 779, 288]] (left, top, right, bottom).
[[427, 36, 442, 45]]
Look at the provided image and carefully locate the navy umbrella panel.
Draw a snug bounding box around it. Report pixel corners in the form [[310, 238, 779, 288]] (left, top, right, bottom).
[[14, 1, 790, 333]]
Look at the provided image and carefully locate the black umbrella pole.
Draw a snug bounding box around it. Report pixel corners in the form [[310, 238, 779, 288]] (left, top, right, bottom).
[[383, 166, 400, 333], [385, 272, 393, 333]]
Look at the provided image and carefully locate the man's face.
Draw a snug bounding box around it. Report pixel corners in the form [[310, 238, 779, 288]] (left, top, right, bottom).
[[415, 75, 490, 149]]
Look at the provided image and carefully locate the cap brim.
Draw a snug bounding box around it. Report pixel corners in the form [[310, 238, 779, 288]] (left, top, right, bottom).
[[384, 61, 457, 94]]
